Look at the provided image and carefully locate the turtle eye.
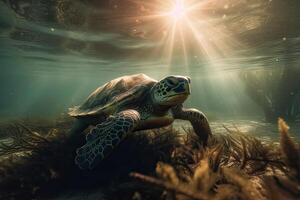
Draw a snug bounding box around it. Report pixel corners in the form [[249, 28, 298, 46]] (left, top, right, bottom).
[[166, 79, 176, 86]]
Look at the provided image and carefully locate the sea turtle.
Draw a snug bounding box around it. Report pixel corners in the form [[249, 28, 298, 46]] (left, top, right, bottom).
[[69, 74, 212, 170]]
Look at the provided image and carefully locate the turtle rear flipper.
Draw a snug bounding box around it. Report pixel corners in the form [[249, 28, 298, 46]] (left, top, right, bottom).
[[75, 110, 140, 170]]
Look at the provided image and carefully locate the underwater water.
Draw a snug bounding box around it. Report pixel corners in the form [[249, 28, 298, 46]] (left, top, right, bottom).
[[0, 0, 300, 138], [1, 1, 300, 200]]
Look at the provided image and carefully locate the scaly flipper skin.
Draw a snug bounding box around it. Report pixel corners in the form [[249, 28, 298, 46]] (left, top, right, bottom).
[[75, 110, 140, 170], [172, 105, 212, 146]]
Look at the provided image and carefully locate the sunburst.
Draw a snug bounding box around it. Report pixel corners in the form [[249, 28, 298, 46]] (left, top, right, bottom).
[[128, 0, 238, 69], [168, 0, 186, 21]]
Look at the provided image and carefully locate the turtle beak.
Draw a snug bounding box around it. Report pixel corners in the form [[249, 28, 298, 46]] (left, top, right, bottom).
[[186, 76, 191, 84], [184, 77, 191, 94], [185, 82, 191, 95]]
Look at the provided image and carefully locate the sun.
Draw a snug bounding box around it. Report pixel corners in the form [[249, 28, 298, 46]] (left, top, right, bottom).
[[169, 0, 186, 21]]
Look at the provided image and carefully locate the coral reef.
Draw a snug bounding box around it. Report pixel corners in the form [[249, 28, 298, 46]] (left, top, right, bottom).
[[0, 118, 299, 200]]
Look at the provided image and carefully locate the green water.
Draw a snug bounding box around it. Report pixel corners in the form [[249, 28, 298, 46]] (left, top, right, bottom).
[[0, 0, 299, 137]]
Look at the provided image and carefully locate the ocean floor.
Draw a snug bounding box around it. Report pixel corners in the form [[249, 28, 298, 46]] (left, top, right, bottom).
[[178, 119, 300, 140], [0, 117, 299, 200]]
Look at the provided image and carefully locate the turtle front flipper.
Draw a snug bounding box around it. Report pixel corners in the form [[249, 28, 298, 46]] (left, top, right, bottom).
[[75, 110, 140, 170], [172, 105, 212, 146]]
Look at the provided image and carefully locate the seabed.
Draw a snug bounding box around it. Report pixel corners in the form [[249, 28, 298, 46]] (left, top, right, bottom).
[[0, 116, 299, 200]]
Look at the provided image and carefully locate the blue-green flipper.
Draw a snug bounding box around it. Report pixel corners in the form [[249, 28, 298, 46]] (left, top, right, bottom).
[[75, 110, 140, 170]]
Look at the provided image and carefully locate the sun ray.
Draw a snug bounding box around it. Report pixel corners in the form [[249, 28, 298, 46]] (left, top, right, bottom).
[[121, 0, 242, 71], [179, 23, 189, 69], [165, 20, 177, 68], [185, 18, 213, 60]]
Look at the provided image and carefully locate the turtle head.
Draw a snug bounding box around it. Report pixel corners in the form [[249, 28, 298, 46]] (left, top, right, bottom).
[[151, 75, 191, 106]]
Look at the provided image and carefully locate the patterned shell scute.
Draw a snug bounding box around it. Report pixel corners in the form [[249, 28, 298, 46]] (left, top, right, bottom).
[[68, 74, 157, 117]]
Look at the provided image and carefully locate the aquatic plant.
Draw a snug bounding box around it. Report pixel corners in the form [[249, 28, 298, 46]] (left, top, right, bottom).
[[0, 118, 299, 200], [130, 119, 300, 200], [241, 67, 300, 122]]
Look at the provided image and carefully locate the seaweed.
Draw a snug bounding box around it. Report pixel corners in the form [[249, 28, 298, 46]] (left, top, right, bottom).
[[0, 118, 299, 200], [131, 120, 299, 200]]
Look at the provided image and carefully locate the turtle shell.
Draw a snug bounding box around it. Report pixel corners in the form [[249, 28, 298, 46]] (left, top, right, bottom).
[[69, 74, 157, 118]]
